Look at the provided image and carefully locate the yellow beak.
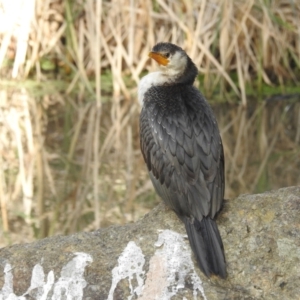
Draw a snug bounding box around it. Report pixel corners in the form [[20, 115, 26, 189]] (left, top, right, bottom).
[[148, 52, 169, 66]]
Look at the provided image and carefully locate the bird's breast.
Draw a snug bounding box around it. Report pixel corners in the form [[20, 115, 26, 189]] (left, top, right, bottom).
[[138, 72, 169, 106]]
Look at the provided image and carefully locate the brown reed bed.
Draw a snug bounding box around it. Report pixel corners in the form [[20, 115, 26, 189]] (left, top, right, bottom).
[[1, 0, 299, 96], [0, 0, 300, 245]]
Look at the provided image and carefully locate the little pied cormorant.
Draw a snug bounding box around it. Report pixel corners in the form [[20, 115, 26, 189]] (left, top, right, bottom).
[[138, 42, 226, 278]]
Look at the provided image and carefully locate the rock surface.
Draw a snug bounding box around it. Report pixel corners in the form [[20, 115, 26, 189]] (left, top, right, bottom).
[[0, 186, 300, 300]]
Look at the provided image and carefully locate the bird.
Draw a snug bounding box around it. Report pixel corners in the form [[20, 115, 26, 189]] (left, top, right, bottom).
[[138, 42, 226, 278]]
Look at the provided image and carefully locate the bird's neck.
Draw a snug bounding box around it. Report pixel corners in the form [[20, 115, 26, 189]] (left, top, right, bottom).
[[138, 71, 169, 106], [175, 58, 198, 85], [138, 60, 198, 106]]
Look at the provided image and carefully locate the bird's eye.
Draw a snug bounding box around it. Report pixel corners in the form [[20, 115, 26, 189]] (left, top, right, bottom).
[[165, 53, 170, 58]]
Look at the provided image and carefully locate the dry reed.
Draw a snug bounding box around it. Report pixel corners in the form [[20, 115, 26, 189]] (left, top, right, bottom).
[[1, 0, 299, 92], [0, 0, 299, 245]]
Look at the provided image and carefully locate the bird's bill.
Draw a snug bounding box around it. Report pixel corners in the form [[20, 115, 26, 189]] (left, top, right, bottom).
[[148, 52, 169, 66]]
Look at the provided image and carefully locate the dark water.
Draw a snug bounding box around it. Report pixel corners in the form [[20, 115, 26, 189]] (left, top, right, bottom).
[[1, 86, 300, 237], [23, 89, 300, 227], [96, 94, 300, 228], [44, 91, 300, 203], [213, 95, 300, 199]]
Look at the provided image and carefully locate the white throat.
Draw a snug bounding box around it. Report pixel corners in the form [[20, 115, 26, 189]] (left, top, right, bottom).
[[138, 52, 187, 106], [138, 71, 167, 106]]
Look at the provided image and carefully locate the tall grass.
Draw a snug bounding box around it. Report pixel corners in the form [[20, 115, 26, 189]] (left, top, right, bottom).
[[0, 0, 300, 244]]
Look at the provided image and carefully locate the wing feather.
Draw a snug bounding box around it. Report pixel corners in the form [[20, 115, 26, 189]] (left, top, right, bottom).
[[140, 85, 224, 220]]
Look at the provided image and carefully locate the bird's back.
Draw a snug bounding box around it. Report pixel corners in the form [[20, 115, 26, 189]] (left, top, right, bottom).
[[140, 84, 224, 221]]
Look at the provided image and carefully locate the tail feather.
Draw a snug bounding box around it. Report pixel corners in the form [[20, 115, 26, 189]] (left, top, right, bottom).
[[184, 217, 226, 278]]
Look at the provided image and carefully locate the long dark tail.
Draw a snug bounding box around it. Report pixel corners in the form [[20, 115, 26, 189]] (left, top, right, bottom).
[[184, 217, 226, 278]]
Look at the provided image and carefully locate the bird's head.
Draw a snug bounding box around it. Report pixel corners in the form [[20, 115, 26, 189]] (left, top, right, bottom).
[[148, 42, 198, 84]]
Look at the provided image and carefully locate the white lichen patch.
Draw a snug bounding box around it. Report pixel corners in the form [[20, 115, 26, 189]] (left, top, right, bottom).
[[1, 232, 206, 299], [0, 252, 92, 300], [0, 264, 17, 299], [108, 231, 206, 300], [24, 263, 54, 299], [140, 230, 206, 300], [52, 252, 93, 299], [108, 241, 145, 300]]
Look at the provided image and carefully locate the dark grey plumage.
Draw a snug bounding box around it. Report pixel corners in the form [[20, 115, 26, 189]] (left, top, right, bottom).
[[139, 42, 226, 278]]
